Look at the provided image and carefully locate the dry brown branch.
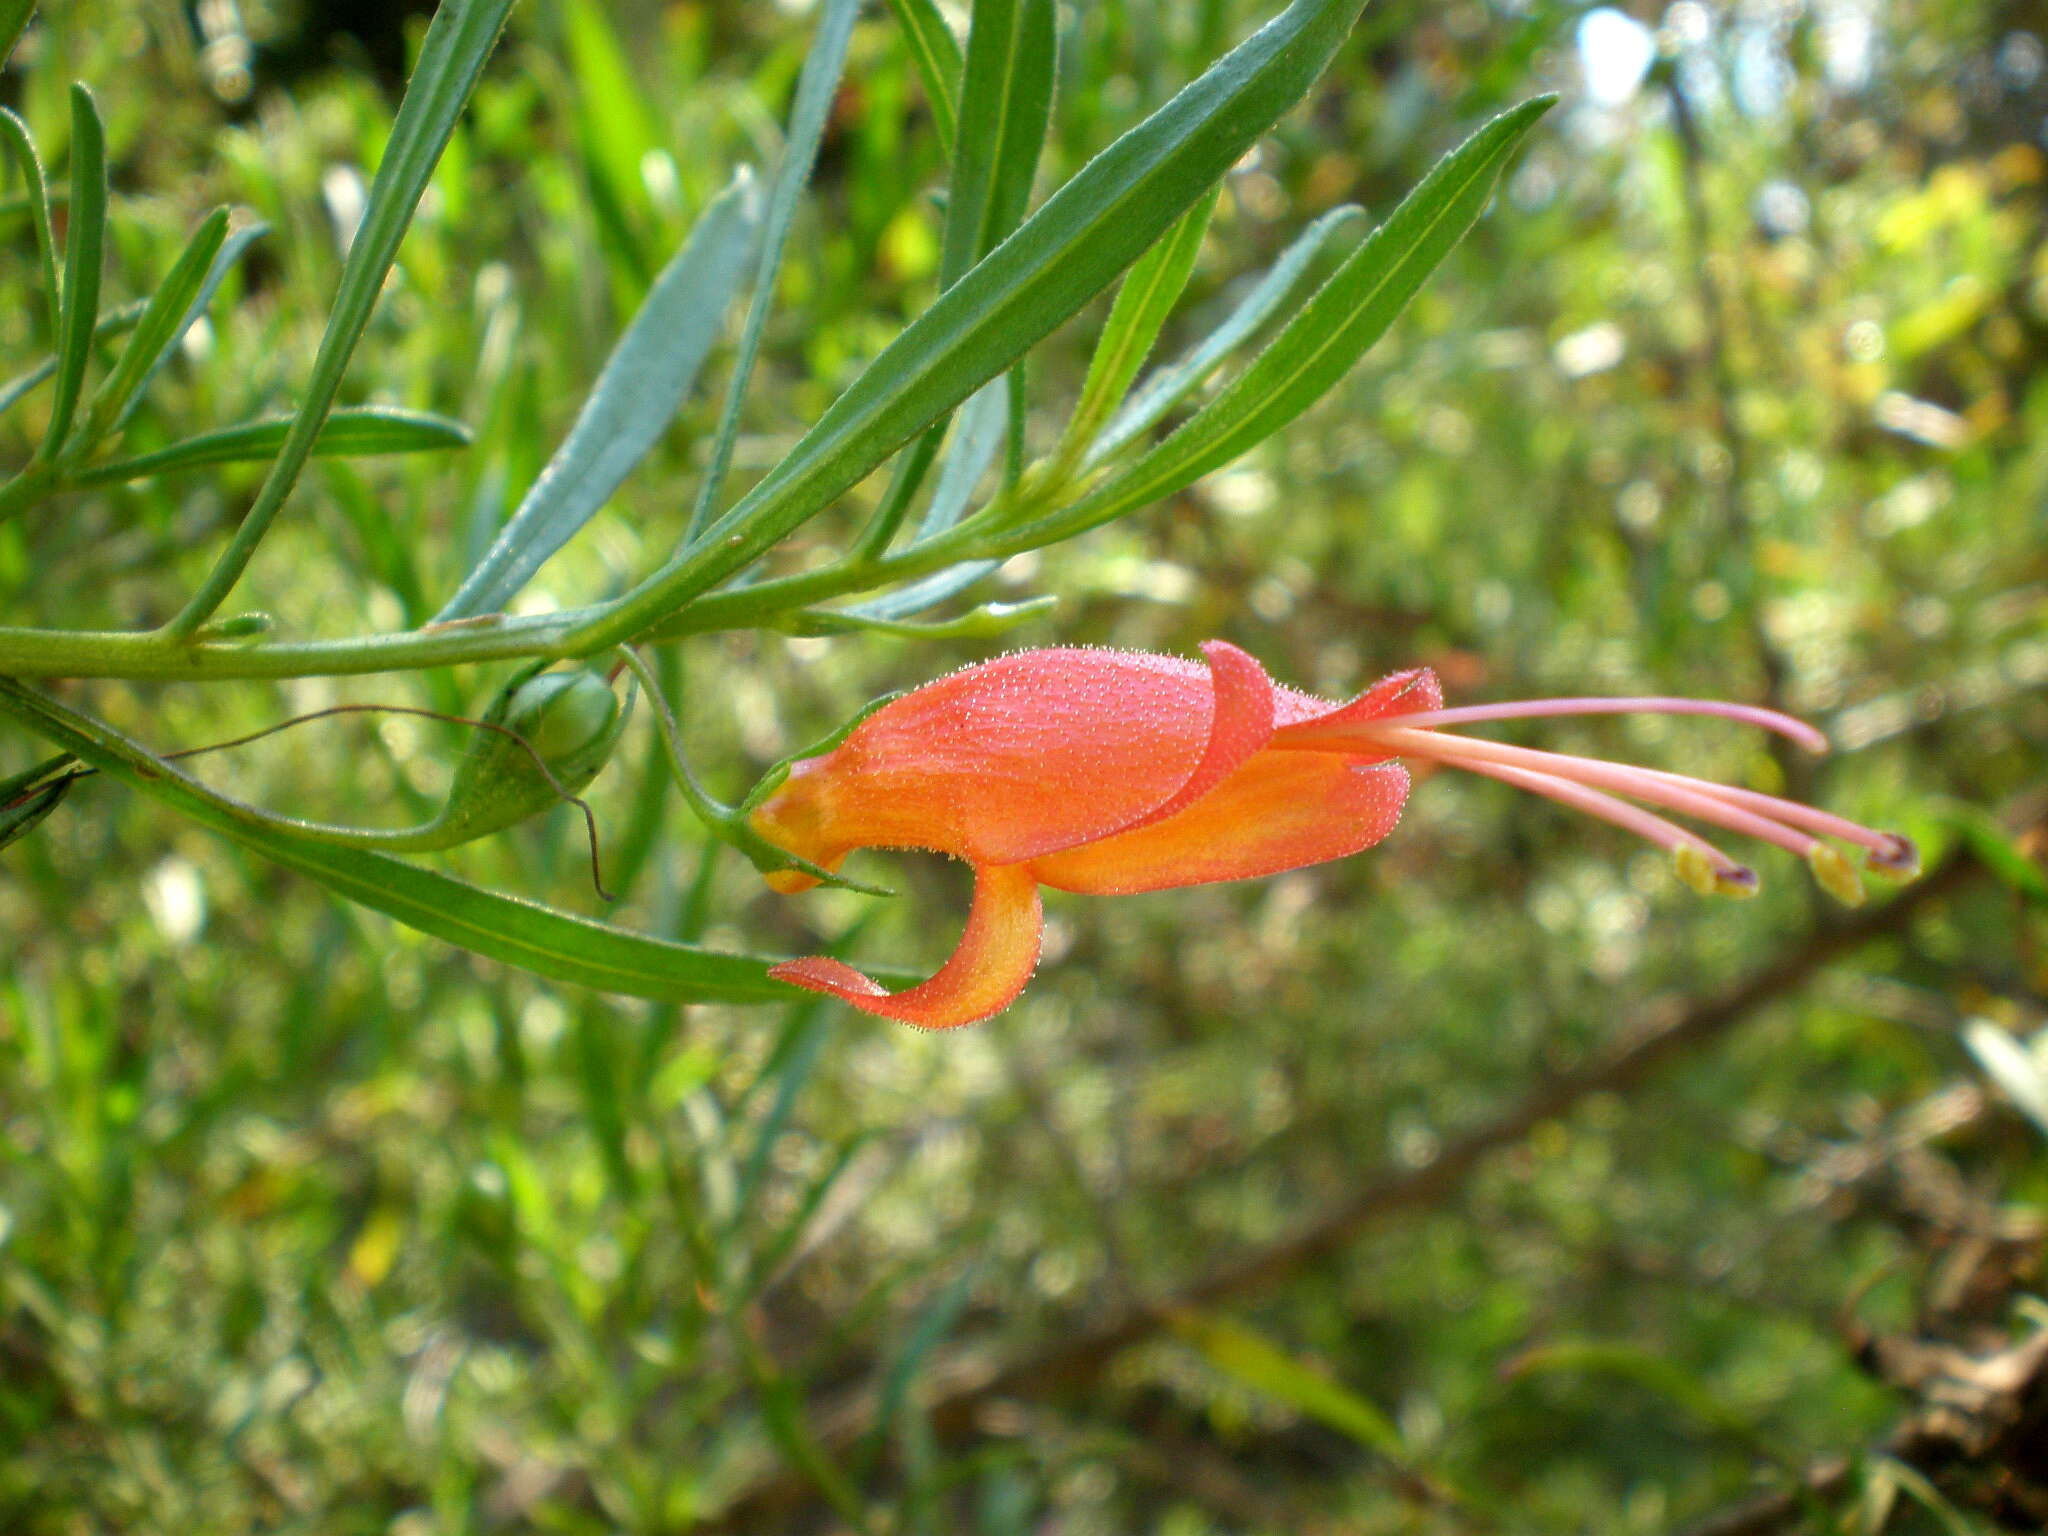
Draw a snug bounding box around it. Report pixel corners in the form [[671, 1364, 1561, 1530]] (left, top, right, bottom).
[[705, 852, 1981, 1531]]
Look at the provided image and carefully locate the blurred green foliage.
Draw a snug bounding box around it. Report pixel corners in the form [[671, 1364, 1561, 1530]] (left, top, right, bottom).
[[2, 0, 2046, 1531]]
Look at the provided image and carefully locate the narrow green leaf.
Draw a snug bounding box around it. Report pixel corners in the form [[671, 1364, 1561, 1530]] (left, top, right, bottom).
[[71, 405, 471, 487], [686, 0, 858, 541], [167, 0, 519, 635], [439, 169, 761, 619], [733, 1005, 833, 1220], [876, 1263, 979, 1443], [1942, 802, 2048, 904], [1877, 1457, 1995, 1536], [941, 0, 1057, 287], [917, 374, 1009, 541], [0, 678, 844, 1004], [0, 752, 73, 854], [1093, 201, 1363, 461], [110, 217, 268, 434], [842, 559, 1003, 622], [1169, 1309, 1408, 1457], [596, 0, 1377, 648], [785, 594, 1054, 638], [738, 1131, 878, 1302], [0, 1, 32, 73], [1053, 182, 1218, 466], [885, 0, 964, 157], [1505, 1341, 1779, 1454], [1021, 98, 1553, 544], [40, 85, 108, 463], [0, 108, 58, 340], [75, 207, 230, 452]]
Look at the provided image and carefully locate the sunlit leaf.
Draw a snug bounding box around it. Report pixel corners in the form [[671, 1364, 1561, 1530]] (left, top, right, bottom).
[[686, 0, 858, 540], [602, 0, 1380, 646], [437, 170, 759, 619], [1022, 97, 1554, 544], [41, 85, 107, 462], [71, 406, 472, 487]]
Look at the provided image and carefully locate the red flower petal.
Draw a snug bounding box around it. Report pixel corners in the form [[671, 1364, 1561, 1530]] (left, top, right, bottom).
[[767, 862, 1042, 1029], [1030, 756, 1411, 895]]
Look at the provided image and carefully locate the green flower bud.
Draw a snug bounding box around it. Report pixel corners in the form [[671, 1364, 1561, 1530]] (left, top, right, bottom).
[[432, 666, 633, 847]]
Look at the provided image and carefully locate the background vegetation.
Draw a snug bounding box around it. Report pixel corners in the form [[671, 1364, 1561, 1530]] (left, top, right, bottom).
[[2, 0, 2045, 1530]]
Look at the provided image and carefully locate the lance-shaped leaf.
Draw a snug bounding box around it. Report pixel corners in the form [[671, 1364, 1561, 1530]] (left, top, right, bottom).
[[888, 0, 1056, 531], [917, 374, 1009, 542], [1052, 183, 1218, 467], [168, 0, 519, 634], [885, 0, 964, 157], [784, 594, 1054, 638], [0, 1, 34, 70], [841, 559, 1004, 623], [0, 678, 882, 1004], [75, 207, 230, 450], [110, 218, 268, 435], [940, 0, 1058, 288], [437, 169, 761, 620], [1017, 98, 1553, 544], [687, 0, 858, 541], [71, 406, 472, 487], [40, 85, 108, 464], [585, 0, 1378, 649], [0, 109, 57, 338], [1092, 201, 1363, 462]]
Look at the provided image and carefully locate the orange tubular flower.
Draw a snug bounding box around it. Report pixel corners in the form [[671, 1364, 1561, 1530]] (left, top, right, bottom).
[[749, 642, 1917, 1030]]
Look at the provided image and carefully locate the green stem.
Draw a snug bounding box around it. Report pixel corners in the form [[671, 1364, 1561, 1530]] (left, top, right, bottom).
[[0, 461, 55, 524], [0, 523, 1018, 681]]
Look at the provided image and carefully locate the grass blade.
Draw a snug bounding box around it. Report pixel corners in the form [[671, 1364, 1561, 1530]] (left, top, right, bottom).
[[884, 0, 963, 157], [1022, 97, 1554, 544], [438, 169, 761, 620], [75, 207, 230, 451], [1092, 201, 1363, 461], [0, 678, 861, 1004], [166, 0, 518, 635], [39, 85, 108, 464], [686, 0, 858, 541], [70, 406, 472, 487], [585, 0, 1377, 648], [1169, 1308, 1406, 1457], [562, 0, 667, 283]]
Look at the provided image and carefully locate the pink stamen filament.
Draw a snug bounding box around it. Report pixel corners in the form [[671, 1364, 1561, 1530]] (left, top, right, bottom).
[[1631, 768, 1905, 860], [1446, 756, 1751, 877], [1352, 726, 1825, 860], [1372, 696, 1831, 756]]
